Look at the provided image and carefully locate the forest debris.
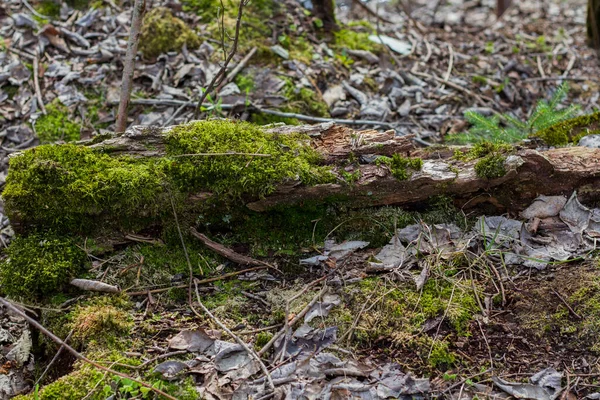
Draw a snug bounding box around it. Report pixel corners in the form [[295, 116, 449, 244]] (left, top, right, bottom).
[[6, 330, 31, 367], [190, 228, 263, 266], [521, 195, 568, 219], [153, 360, 189, 380], [70, 279, 120, 293], [300, 240, 369, 266], [368, 34, 412, 55], [492, 368, 562, 400], [168, 329, 215, 353]]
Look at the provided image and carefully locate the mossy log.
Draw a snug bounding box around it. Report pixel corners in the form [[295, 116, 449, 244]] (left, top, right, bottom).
[[5, 120, 600, 236]]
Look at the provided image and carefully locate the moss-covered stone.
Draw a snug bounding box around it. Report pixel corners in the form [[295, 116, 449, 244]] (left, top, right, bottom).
[[35, 101, 81, 144], [0, 234, 87, 298], [536, 112, 600, 146], [139, 7, 200, 59], [3, 120, 335, 233]]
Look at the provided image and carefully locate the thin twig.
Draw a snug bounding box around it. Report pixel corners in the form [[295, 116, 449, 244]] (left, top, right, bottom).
[[22, 0, 53, 20], [104, 350, 188, 370], [126, 266, 267, 296], [170, 195, 195, 307], [114, 98, 404, 128], [32, 56, 47, 115], [241, 291, 270, 307], [477, 319, 494, 369], [0, 297, 177, 400], [259, 283, 328, 357], [279, 276, 327, 363], [193, 0, 248, 119], [193, 280, 274, 390], [552, 288, 582, 319], [116, 0, 146, 132], [222, 46, 258, 87], [190, 227, 276, 270], [443, 43, 454, 83], [170, 152, 271, 158], [34, 330, 74, 388]]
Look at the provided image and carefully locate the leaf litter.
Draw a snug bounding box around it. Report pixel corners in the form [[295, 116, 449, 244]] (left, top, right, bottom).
[[2, 0, 600, 397]]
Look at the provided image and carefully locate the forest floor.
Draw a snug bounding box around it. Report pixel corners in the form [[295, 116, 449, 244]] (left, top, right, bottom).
[[2, 0, 600, 398]]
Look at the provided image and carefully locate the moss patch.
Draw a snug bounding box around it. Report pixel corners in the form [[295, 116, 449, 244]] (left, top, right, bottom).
[[35, 101, 81, 144], [377, 154, 423, 180], [139, 7, 201, 59], [333, 28, 381, 53], [324, 274, 478, 371], [3, 120, 335, 233], [15, 363, 104, 400], [536, 112, 600, 146], [0, 234, 87, 298], [453, 142, 512, 180], [69, 296, 133, 348], [163, 120, 335, 196]]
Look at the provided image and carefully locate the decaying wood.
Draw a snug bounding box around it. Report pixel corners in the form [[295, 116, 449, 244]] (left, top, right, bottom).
[[190, 228, 264, 266], [84, 123, 600, 214]]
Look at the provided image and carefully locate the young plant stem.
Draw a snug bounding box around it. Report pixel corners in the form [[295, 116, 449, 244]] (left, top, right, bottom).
[[192, 0, 247, 119], [116, 0, 146, 133]]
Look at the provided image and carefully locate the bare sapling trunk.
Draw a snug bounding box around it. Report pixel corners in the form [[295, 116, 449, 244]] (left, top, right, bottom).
[[116, 0, 147, 133]]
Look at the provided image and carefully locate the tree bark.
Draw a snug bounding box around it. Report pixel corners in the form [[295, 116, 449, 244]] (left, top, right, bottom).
[[87, 123, 600, 214], [588, 0, 600, 48], [312, 0, 338, 33]]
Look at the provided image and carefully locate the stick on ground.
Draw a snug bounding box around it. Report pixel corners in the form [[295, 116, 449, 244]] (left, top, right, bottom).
[[0, 297, 177, 400]]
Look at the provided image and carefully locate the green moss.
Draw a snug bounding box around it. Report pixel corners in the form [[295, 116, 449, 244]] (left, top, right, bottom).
[[35, 101, 81, 144], [15, 364, 104, 400], [3, 144, 166, 232], [4, 120, 335, 232], [185, 0, 275, 56], [279, 80, 329, 118], [325, 275, 477, 371], [536, 112, 600, 146], [2, 85, 19, 99], [287, 36, 315, 64], [235, 73, 255, 93], [0, 234, 86, 298], [474, 154, 506, 179], [139, 7, 200, 59], [426, 338, 456, 368], [333, 29, 381, 52], [377, 154, 423, 180], [163, 120, 334, 196], [34, 0, 60, 18], [472, 75, 488, 85], [453, 142, 511, 180], [69, 296, 133, 347], [454, 142, 513, 161], [255, 331, 273, 350]]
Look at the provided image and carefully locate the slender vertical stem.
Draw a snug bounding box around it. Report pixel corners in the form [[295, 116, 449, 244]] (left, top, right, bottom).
[[116, 0, 146, 133]]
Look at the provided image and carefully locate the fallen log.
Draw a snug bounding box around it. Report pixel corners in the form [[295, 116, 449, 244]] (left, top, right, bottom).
[[4, 119, 600, 236]]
